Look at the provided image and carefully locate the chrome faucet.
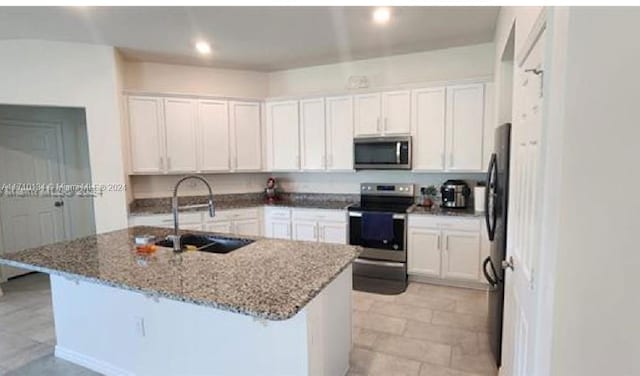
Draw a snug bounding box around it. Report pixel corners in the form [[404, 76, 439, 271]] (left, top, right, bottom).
[[168, 175, 215, 252]]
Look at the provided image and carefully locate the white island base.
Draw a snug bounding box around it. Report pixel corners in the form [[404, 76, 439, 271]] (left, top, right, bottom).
[[50, 266, 352, 376]]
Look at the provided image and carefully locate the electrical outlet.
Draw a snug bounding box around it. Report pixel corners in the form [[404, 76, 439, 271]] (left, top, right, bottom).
[[134, 316, 146, 337]]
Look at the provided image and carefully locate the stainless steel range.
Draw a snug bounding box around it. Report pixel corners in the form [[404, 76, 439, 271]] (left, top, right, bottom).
[[348, 183, 414, 294]]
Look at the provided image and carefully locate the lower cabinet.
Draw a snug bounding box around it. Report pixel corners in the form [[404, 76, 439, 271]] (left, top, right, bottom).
[[264, 207, 347, 244], [408, 215, 487, 285]]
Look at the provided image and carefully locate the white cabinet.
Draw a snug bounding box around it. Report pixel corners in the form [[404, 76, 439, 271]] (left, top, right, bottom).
[[204, 221, 233, 234], [408, 215, 484, 285], [325, 96, 354, 171], [445, 84, 485, 171], [203, 208, 262, 237], [127, 96, 164, 173], [381, 90, 411, 134], [354, 93, 381, 136], [292, 220, 318, 242], [441, 231, 481, 281], [411, 87, 446, 171], [164, 98, 198, 173], [266, 100, 300, 170], [264, 207, 292, 239], [198, 100, 230, 172], [230, 101, 262, 171], [291, 209, 347, 244], [299, 98, 326, 171], [354, 91, 411, 136], [233, 218, 261, 236], [407, 227, 441, 278]]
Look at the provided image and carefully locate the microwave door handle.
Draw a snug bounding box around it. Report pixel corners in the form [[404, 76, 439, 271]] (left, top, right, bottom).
[[396, 142, 401, 164]]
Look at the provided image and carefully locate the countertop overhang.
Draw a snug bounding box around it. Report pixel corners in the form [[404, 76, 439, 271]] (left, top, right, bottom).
[[0, 226, 360, 320]]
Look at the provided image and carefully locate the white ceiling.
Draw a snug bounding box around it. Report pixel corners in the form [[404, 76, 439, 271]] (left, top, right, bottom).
[[0, 6, 499, 72]]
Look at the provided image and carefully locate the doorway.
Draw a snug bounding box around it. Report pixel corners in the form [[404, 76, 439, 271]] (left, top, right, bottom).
[[0, 105, 95, 281]]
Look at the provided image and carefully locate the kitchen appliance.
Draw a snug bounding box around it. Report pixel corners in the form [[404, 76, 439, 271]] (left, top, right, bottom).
[[440, 180, 471, 208], [482, 123, 512, 367], [348, 183, 414, 294], [353, 136, 411, 170]]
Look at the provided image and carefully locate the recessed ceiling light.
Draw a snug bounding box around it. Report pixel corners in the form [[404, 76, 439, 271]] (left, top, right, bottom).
[[372, 8, 391, 25], [195, 41, 212, 55]]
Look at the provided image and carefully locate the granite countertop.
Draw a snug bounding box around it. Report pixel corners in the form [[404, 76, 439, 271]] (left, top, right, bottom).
[[129, 192, 358, 216], [408, 205, 484, 218], [0, 226, 360, 321]]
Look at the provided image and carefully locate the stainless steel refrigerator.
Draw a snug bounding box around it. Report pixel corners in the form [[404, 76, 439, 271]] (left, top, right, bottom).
[[482, 123, 511, 367]]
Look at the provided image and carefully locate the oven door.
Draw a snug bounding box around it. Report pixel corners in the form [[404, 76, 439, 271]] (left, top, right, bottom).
[[348, 212, 406, 262], [354, 137, 411, 170]]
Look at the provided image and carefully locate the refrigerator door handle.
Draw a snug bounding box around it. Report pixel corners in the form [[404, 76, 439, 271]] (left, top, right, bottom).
[[485, 153, 498, 241], [482, 256, 500, 287]]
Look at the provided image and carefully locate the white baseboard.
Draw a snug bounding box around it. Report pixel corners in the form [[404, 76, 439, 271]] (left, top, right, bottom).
[[55, 346, 134, 376], [408, 275, 489, 291]]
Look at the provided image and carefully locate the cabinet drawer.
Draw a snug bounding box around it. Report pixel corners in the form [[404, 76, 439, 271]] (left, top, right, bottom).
[[408, 215, 480, 232], [264, 207, 292, 220], [292, 208, 347, 223], [211, 207, 260, 221], [129, 212, 202, 228]]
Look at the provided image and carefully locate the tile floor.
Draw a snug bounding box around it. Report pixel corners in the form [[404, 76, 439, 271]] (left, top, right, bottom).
[[0, 273, 496, 376]]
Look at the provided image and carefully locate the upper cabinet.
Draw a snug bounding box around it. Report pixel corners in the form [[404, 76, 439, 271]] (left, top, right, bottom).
[[127, 96, 164, 174], [325, 95, 354, 171], [354, 93, 381, 136], [198, 99, 230, 172], [445, 84, 485, 171], [230, 101, 262, 171], [354, 90, 411, 137], [266, 100, 300, 171], [412, 83, 488, 172], [412, 87, 447, 171], [127, 95, 262, 174], [299, 98, 326, 171]]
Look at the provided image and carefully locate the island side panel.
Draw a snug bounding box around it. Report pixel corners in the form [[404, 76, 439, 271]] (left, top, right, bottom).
[[50, 275, 311, 376], [306, 265, 352, 376]]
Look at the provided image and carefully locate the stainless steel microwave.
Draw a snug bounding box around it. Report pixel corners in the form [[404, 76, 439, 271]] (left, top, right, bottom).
[[354, 136, 412, 170]]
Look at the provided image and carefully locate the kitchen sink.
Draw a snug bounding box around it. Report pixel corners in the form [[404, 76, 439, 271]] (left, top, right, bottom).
[[155, 234, 254, 254]]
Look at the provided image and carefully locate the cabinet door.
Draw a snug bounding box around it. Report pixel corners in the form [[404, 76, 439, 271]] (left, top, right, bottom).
[[318, 221, 347, 244], [412, 87, 446, 170], [325, 96, 354, 171], [204, 220, 233, 234], [183, 222, 204, 232], [445, 84, 485, 171], [127, 96, 164, 173], [299, 98, 326, 171], [265, 219, 291, 240], [292, 220, 318, 242], [230, 101, 262, 171], [442, 230, 481, 281], [382, 90, 411, 135], [266, 101, 300, 170], [164, 98, 198, 172], [354, 93, 381, 136], [198, 100, 230, 172], [233, 219, 261, 237], [407, 228, 442, 278]]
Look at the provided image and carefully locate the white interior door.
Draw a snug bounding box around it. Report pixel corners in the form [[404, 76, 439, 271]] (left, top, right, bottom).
[[198, 100, 230, 172], [501, 27, 546, 376], [0, 123, 66, 279], [230, 101, 262, 171], [299, 98, 326, 171], [411, 87, 446, 170], [164, 98, 197, 173], [325, 96, 354, 171]]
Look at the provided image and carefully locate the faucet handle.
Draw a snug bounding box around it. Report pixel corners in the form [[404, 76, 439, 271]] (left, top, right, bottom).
[[208, 199, 215, 218]]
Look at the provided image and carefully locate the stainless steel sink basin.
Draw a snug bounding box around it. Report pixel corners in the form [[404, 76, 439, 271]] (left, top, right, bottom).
[[156, 234, 254, 254]]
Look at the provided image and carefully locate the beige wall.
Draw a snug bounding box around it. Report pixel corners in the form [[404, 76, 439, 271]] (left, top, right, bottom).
[[268, 43, 495, 97], [124, 61, 269, 99], [0, 40, 127, 233]]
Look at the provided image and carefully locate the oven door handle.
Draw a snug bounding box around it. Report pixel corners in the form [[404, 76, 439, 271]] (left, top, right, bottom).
[[354, 258, 405, 268], [349, 212, 406, 219]]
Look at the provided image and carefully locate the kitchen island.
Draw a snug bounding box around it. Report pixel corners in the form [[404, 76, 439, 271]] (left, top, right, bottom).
[[0, 226, 359, 376]]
